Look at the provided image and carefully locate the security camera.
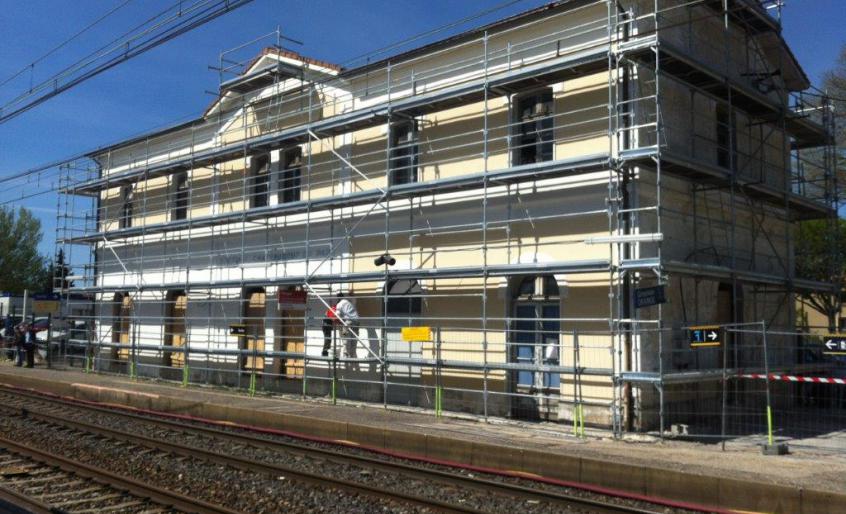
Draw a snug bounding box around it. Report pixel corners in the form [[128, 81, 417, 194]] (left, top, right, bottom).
[[373, 253, 397, 267]]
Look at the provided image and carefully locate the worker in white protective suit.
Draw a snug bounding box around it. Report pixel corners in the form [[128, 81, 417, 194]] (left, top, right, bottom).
[[334, 293, 360, 358]]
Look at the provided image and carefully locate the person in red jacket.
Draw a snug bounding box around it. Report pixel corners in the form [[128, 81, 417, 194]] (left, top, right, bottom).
[[321, 304, 338, 357]]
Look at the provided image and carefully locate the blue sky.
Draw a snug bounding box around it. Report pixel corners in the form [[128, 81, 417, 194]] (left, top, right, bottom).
[[0, 0, 843, 257]]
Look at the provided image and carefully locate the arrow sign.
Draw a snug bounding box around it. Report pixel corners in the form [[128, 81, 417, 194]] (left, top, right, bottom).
[[689, 326, 721, 348], [822, 336, 846, 354]]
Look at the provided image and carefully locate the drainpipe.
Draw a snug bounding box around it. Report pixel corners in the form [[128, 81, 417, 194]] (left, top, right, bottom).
[[616, 0, 635, 433]]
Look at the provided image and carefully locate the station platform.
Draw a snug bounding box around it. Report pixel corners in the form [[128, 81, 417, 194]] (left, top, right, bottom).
[[0, 362, 842, 513]]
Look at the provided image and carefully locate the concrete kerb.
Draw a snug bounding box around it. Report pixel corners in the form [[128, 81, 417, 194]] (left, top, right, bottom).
[[0, 370, 843, 514]]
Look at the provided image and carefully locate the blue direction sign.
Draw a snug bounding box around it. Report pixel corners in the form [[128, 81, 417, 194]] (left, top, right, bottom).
[[32, 293, 60, 301], [689, 326, 721, 348], [823, 336, 846, 355], [634, 285, 666, 309]]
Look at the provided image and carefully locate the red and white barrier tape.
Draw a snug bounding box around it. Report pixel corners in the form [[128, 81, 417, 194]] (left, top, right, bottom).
[[740, 373, 846, 385]]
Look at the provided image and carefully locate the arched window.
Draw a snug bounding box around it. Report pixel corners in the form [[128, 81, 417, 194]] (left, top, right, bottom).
[[386, 279, 423, 318], [510, 275, 561, 420], [384, 279, 424, 406]]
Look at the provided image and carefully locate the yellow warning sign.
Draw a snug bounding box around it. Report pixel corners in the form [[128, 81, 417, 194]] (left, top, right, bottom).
[[33, 300, 60, 315], [401, 326, 432, 342]]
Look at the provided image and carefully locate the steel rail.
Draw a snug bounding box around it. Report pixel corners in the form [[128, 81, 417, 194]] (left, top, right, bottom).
[[1, 388, 663, 514], [0, 482, 55, 514]]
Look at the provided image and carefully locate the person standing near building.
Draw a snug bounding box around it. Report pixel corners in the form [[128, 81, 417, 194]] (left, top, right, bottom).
[[321, 303, 338, 357], [13, 324, 25, 367], [3, 315, 13, 361], [24, 322, 36, 368], [334, 293, 359, 358]]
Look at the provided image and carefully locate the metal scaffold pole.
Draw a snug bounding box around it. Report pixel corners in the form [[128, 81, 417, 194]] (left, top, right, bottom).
[[482, 30, 490, 422]]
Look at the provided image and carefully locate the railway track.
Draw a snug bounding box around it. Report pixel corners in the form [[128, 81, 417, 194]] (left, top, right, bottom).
[[0, 435, 236, 514], [0, 386, 686, 513]]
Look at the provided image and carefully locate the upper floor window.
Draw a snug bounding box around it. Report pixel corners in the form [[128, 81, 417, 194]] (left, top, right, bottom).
[[716, 104, 737, 170], [280, 147, 302, 204], [172, 171, 189, 221], [512, 89, 553, 166], [119, 185, 133, 229], [250, 154, 270, 208], [389, 120, 418, 186]]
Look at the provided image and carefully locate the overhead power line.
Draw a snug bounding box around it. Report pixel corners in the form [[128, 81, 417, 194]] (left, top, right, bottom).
[[0, 0, 135, 90], [0, 0, 255, 126], [0, 0, 536, 189]]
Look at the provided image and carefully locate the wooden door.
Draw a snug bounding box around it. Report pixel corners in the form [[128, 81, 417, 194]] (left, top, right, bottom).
[[168, 294, 187, 368], [244, 290, 265, 372], [280, 308, 304, 378]]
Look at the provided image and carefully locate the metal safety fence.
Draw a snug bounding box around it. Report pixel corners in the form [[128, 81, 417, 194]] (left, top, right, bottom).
[[50, 305, 617, 429], [635, 323, 846, 453], [12, 313, 845, 455]]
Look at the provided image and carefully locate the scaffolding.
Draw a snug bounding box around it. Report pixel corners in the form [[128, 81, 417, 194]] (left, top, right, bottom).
[[52, 0, 839, 435]]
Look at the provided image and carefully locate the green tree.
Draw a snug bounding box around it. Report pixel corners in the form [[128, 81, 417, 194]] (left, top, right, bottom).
[[795, 218, 846, 331], [821, 44, 846, 195], [822, 45, 845, 144], [42, 249, 73, 293], [0, 206, 48, 294], [795, 45, 846, 331]]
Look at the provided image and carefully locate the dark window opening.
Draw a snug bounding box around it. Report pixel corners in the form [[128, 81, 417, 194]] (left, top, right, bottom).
[[173, 171, 189, 221], [515, 275, 560, 300], [512, 89, 553, 166], [716, 104, 737, 170], [389, 121, 418, 186], [119, 186, 133, 229], [280, 147, 302, 204], [386, 279, 423, 316], [250, 154, 270, 208]]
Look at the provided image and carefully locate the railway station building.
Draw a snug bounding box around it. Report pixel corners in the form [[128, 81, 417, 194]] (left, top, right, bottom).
[[56, 0, 839, 434]]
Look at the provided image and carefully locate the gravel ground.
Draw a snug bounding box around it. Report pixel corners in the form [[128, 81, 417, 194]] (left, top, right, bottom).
[[0, 391, 697, 513], [0, 414, 421, 513]]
